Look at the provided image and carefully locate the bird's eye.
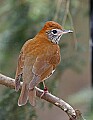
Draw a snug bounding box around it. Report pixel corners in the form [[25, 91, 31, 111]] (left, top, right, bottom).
[[52, 29, 57, 34]]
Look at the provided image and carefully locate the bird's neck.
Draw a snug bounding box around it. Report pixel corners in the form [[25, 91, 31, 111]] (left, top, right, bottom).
[[35, 32, 59, 45]]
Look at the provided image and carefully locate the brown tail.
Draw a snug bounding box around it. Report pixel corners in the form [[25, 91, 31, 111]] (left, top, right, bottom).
[[28, 88, 36, 106], [18, 83, 36, 106], [18, 83, 28, 106]]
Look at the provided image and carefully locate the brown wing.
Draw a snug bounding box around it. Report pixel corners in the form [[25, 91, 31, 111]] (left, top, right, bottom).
[[15, 51, 24, 91], [29, 45, 60, 90], [29, 55, 53, 90]]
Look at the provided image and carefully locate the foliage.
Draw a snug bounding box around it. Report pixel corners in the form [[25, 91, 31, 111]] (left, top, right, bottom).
[[0, 89, 37, 120]]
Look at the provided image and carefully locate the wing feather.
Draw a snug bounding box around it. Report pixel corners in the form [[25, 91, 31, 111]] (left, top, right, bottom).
[[15, 51, 24, 91]]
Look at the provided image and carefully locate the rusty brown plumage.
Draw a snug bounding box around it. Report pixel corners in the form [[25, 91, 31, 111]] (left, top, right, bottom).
[[15, 21, 72, 106]]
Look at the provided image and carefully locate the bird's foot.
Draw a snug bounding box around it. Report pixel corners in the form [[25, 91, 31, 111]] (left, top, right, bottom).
[[40, 86, 48, 98]]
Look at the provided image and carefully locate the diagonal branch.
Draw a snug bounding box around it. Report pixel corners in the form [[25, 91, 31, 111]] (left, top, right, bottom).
[[0, 73, 84, 120]]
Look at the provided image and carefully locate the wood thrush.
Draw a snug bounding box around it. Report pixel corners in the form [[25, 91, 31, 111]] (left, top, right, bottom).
[[15, 21, 73, 106]]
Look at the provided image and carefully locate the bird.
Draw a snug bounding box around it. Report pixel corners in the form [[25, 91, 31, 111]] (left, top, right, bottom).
[[15, 21, 73, 106]]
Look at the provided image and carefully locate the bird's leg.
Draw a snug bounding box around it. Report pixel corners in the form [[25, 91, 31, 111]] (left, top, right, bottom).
[[40, 81, 48, 98], [43, 81, 48, 92]]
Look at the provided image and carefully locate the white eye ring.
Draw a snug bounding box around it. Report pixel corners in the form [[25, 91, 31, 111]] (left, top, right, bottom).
[[51, 29, 58, 35]]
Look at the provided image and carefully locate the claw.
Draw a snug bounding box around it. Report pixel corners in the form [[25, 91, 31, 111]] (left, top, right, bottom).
[[40, 86, 48, 98]]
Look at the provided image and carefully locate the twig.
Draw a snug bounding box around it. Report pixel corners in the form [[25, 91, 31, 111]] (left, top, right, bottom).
[[0, 73, 85, 120], [62, 0, 70, 27], [62, 0, 77, 50], [68, 11, 77, 50], [53, 0, 63, 21]]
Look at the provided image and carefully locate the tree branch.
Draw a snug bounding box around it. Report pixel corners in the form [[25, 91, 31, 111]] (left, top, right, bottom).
[[0, 73, 84, 120]]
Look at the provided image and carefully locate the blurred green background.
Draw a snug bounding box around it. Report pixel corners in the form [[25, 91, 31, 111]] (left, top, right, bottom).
[[0, 0, 91, 120]]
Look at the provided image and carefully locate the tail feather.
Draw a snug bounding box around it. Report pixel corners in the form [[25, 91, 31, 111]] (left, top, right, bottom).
[[28, 89, 36, 106], [18, 83, 36, 106], [18, 83, 28, 106]]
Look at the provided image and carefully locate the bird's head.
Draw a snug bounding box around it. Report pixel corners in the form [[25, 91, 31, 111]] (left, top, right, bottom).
[[40, 21, 73, 44]]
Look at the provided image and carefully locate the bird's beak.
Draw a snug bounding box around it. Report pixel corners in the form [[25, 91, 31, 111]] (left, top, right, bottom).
[[62, 29, 73, 34]]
